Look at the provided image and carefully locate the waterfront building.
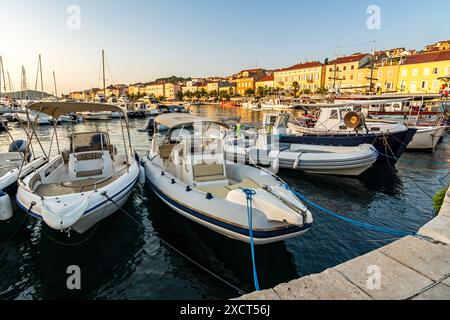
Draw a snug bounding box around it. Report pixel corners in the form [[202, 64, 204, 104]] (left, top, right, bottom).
[[206, 80, 236, 94], [274, 62, 324, 93], [324, 53, 372, 93], [397, 50, 450, 93], [235, 69, 266, 96], [424, 40, 450, 52], [164, 83, 181, 101]]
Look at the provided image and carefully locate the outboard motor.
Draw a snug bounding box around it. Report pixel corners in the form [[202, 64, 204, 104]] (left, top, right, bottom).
[[9, 140, 31, 162], [0, 191, 13, 221]]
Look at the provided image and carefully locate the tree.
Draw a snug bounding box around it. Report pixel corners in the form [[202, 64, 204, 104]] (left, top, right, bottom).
[[256, 86, 265, 97], [244, 88, 255, 96], [292, 81, 300, 97], [176, 90, 183, 101]]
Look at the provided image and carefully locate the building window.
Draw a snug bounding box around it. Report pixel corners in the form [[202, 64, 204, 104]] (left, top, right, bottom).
[[350, 75, 354, 80], [421, 81, 428, 90], [424, 68, 430, 76], [412, 69, 419, 77], [387, 70, 393, 77], [401, 69, 408, 77], [343, 66, 347, 71], [433, 68, 440, 75], [386, 82, 392, 90], [351, 65, 355, 70]]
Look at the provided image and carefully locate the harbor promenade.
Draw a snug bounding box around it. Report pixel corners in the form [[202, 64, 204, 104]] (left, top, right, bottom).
[[237, 185, 450, 300]]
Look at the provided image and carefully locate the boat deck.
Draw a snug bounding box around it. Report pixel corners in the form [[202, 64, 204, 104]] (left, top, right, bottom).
[[35, 175, 120, 197], [196, 178, 260, 198]]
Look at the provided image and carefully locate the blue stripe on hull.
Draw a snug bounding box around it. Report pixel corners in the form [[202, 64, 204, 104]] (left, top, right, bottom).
[[146, 179, 311, 239]]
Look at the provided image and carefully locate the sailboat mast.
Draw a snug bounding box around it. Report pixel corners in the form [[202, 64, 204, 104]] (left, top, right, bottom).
[[102, 49, 106, 99], [39, 54, 44, 100], [0, 56, 3, 99], [7, 72, 14, 99], [369, 41, 376, 93], [53, 71, 58, 100]]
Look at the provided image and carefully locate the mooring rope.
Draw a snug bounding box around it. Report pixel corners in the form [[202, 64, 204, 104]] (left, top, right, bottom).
[[283, 184, 441, 244], [242, 188, 260, 292], [101, 192, 247, 295]]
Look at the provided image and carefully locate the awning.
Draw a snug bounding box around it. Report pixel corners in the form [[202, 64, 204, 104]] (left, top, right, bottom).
[[27, 102, 124, 118], [298, 98, 413, 108], [155, 113, 229, 129]]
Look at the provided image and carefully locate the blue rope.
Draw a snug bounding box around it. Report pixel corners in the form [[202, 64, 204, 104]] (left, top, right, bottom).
[[242, 188, 260, 291], [284, 184, 419, 238]]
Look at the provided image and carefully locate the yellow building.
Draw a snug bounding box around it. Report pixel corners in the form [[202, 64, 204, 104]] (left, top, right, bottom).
[[373, 63, 401, 93], [127, 84, 145, 97], [424, 40, 450, 52], [397, 51, 450, 93], [325, 53, 372, 93], [164, 83, 181, 101], [274, 62, 325, 92], [235, 69, 266, 95], [145, 83, 165, 98], [255, 74, 274, 92]]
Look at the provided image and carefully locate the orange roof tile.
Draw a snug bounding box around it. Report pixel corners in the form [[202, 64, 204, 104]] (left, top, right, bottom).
[[404, 50, 450, 65], [277, 61, 323, 72]]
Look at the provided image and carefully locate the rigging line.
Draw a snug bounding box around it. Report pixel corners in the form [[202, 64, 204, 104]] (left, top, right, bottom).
[[101, 192, 247, 295]]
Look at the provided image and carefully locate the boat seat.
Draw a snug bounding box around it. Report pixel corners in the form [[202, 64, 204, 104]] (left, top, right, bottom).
[[193, 163, 226, 182], [76, 152, 103, 161], [76, 169, 103, 178], [35, 184, 81, 197], [159, 144, 176, 159]]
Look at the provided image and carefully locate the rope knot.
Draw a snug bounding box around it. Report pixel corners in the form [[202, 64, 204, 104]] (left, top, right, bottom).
[[242, 188, 256, 200]]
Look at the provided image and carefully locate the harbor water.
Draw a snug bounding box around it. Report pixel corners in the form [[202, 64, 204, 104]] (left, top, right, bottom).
[[0, 105, 449, 299]]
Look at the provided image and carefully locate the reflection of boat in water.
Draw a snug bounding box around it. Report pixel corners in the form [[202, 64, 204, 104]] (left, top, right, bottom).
[[16, 102, 139, 234], [142, 113, 313, 245], [145, 186, 300, 294]]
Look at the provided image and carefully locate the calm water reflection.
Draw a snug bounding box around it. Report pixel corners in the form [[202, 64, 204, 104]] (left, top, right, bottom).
[[0, 105, 448, 299]]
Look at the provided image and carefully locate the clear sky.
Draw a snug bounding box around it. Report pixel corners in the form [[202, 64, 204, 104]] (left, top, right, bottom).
[[0, 0, 449, 94]]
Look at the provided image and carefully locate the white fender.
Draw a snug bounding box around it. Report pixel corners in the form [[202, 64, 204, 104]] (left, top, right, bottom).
[[226, 189, 302, 226], [0, 192, 13, 221], [138, 165, 146, 184], [41, 198, 90, 230]]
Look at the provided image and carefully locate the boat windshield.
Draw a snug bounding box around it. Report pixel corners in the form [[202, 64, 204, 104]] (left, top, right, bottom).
[[70, 132, 111, 153], [163, 121, 224, 156]]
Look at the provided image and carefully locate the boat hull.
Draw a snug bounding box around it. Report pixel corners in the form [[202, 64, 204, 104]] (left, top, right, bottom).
[[16, 162, 139, 234], [143, 159, 312, 245], [407, 126, 446, 151], [279, 129, 417, 165]]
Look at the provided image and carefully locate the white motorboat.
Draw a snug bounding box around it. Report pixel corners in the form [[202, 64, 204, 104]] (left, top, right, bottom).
[[225, 134, 378, 176], [141, 113, 313, 245], [15, 109, 52, 125], [260, 98, 297, 110], [83, 111, 113, 120], [407, 126, 447, 151], [16, 102, 139, 234]]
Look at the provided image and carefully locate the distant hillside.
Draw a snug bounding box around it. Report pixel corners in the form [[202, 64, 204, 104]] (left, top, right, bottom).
[[0, 90, 54, 99], [154, 75, 192, 84]]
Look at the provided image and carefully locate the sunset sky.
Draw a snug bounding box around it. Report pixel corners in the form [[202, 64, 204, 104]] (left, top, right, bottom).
[[0, 0, 449, 94]]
